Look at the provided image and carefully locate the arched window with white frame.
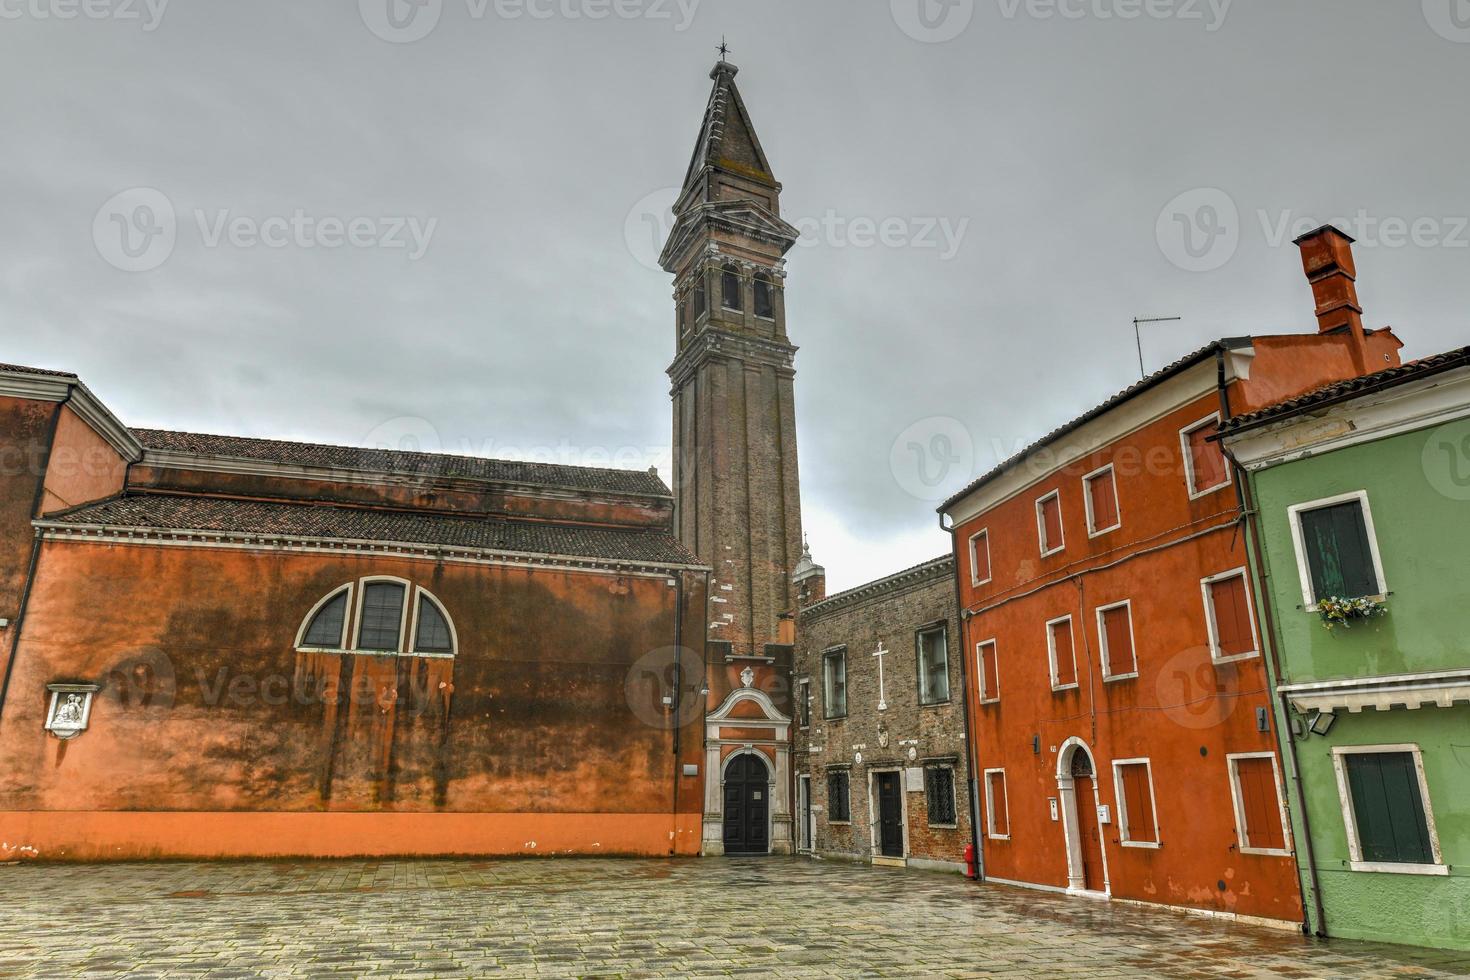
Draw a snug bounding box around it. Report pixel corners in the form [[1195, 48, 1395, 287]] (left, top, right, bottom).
[[295, 577, 457, 658]]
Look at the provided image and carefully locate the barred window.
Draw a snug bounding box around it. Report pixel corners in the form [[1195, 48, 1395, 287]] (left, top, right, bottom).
[[827, 770, 851, 823], [926, 766, 956, 825]]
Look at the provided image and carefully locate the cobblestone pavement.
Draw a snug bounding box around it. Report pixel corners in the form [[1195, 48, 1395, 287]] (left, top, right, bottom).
[[1, 857, 1467, 978]]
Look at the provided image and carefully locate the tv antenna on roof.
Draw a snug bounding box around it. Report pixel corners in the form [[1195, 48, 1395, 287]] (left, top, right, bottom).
[[1133, 315, 1182, 378]]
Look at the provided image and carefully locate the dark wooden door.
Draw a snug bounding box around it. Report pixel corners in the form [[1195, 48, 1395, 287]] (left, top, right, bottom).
[[877, 772, 904, 857], [1071, 753, 1105, 891], [722, 753, 770, 855]]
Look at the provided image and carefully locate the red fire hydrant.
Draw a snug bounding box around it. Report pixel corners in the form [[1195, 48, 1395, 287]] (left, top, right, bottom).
[[963, 843, 977, 880]]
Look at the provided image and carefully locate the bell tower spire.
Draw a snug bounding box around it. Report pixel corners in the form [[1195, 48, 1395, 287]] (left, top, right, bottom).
[[662, 60, 805, 856]]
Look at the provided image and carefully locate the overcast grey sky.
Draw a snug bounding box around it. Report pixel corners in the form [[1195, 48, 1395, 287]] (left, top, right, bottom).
[[2, 0, 1466, 590]]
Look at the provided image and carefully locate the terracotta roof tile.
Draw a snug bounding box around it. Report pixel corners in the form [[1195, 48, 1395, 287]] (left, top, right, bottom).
[[45, 494, 703, 567], [132, 428, 671, 497], [1222, 346, 1470, 432]]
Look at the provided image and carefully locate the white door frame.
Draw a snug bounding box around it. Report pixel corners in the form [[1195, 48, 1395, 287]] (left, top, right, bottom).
[[866, 766, 909, 863], [1056, 736, 1111, 897]]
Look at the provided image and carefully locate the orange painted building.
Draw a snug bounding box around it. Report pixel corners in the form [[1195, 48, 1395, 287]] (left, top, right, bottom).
[[0, 367, 711, 861], [939, 227, 1403, 926]]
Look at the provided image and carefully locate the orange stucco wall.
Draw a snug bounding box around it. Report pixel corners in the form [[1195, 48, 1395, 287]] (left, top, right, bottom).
[[39, 405, 128, 516], [954, 390, 1303, 924], [0, 396, 54, 620], [0, 538, 707, 860]]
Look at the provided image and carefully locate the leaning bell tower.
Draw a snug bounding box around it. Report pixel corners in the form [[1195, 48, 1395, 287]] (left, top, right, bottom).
[[661, 58, 804, 855]]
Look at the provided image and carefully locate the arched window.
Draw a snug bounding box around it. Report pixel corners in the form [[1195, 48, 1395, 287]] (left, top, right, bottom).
[[295, 578, 456, 658], [721, 265, 743, 311], [753, 274, 774, 319]]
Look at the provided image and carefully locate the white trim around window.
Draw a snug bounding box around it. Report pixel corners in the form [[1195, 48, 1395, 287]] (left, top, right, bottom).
[[1225, 752, 1293, 857], [976, 638, 999, 704], [1111, 758, 1160, 849], [1082, 463, 1121, 538], [350, 575, 413, 654], [1095, 599, 1138, 681], [294, 582, 354, 650], [968, 527, 992, 587], [1331, 743, 1447, 876], [1035, 489, 1065, 558], [1200, 567, 1261, 664], [1046, 614, 1079, 692], [983, 768, 1010, 841], [408, 586, 459, 658], [1286, 489, 1389, 611], [1180, 412, 1232, 499]]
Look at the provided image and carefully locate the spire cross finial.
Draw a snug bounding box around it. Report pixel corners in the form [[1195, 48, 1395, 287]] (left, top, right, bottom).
[[717, 36, 730, 61]]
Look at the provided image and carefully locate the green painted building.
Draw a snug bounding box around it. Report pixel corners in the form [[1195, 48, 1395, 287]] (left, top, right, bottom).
[[1223, 347, 1470, 951]]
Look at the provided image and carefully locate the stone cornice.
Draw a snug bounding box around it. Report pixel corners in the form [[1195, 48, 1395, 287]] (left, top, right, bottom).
[[33, 520, 711, 577], [666, 329, 798, 389], [800, 556, 955, 623], [0, 368, 143, 463]]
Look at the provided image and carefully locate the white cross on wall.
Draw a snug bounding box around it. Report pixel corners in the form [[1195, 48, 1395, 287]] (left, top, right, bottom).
[[872, 641, 888, 712]]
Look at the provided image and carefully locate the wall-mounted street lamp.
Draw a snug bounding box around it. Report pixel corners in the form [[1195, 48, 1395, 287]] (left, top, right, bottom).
[[1307, 709, 1337, 737]]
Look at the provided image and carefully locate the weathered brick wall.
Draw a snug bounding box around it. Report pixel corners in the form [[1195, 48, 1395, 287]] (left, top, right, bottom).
[[794, 557, 971, 870]]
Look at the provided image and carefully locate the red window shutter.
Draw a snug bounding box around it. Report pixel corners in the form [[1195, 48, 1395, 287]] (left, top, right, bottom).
[[1088, 472, 1118, 530], [1040, 495, 1063, 552], [1188, 422, 1228, 492], [1050, 620, 1076, 686], [972, 531, 990, 583], [1235, 757, 1285, 850], [1101, 606, 1135, 675], [1119, 764, 1156, 844], [1209, 575, 1255, 658], [988, 773, 1008, 837], [980, 642, 999, 700]]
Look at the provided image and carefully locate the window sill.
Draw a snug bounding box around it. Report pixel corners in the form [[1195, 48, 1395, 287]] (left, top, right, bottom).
[[1121, 840, 1161, 850], [1039, 545, 1066, 559], [971, 576, 992, 588], [824, 715, 848, 722], [928, 823, 959, 830], [919, 699, 952, 708], [1212, 651, 1260, 665], [828, 820, 852, 827], [1239, 846, 1293, 858], [1087, 523, 1121, 539], [1187, 480, 1231, 501], [1103, 672, 1138, 683], [754, 314, 776, 322], [1052, 683, 1080, 693], [980, 697, 1000, 706], [1303, 593, 1388, 614], [295, 647, 453, 660], [1348, 860, 1449, 876], [988, 834, 1011, 842]]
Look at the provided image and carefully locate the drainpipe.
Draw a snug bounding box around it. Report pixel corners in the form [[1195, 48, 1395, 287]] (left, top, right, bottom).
[[1215, 349, 1327, 937], [671, 571, 685, 854], [0, 397, 67, 727], [941, 512, 984, 882]]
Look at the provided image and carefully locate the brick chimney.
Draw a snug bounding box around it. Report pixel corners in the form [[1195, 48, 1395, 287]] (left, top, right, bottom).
[[1294, 224, 1368, 373]]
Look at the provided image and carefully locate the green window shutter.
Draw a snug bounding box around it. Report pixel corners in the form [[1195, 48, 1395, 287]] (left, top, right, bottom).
[[1346, 752, 1434, 865], [1300, 501, 1379, 601]]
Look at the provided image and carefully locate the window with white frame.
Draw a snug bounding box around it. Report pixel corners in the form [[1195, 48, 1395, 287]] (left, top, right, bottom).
[[984, 769, 1010, 839], [1288, 491, 1388, 608], [1226, 753, 1291, 856], [823, 648, 847, 719], [296, 579, 456, 658], [976, 639, 999, 704], [917, 624, 950, 705], [1096, 600, 1137, 680], [1180, 413, 1231, 497], [1332, 744, 1445, 875], [1112, 759, 1159, 846], [1083, 464, 1121, 536], [1036, 490, 1065, 557], [969, 528, 992, 586], [1046, 615, 1078, 690], [1201, 568, 1259, 663]]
